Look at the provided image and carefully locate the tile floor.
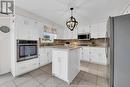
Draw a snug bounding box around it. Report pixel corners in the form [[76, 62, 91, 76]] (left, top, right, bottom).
[[80, 61, 108, 78], [0, 61, 109, 87]]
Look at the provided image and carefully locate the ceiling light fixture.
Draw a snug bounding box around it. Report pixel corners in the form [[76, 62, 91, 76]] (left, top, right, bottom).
[[66, 8, 78, 31]]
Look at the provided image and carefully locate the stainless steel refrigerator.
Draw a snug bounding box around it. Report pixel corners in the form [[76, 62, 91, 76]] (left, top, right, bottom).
[[106, 14, 130, 87]]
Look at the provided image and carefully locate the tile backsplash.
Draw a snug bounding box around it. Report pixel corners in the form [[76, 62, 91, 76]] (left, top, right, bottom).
[[40, 38, 106, 47]]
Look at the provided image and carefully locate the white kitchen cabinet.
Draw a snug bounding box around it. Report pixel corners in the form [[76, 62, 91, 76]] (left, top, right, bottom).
[[64, 28, 77, 39], [52, 50, 68, 81], [15, 58, 39, 76], [15, 15, 42, 40], [88, 22, 106, 38], [39, 48, 52, 66], [15, 15, 27, 40], [97, 48, 107, 65], [89, 47, 107, 65], [56, 28, 63, 39], [89, 24, 98, 38], [47, 48, 52, 63], [78, 26, 90, 34], [79, 48, 83, 60], [82, 47, 90, 61], [39, 48, 47, 66], [52, 48, 80, 84], [81, 47, 107, 65], [98, 22, 107, 38]]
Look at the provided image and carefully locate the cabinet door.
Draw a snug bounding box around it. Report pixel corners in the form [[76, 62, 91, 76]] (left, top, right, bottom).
[[60, 51, 68, 80], [52, 50, 68, 80], [63, 29, 68, 39], [30, 20, 38, 40], [52, 50, 67, 80], [46, 48, 52, 63], [52, 51, 60, 76], [97, 48, 107, 65], [90, 24, 98, 38], [39, 48, 48, 66], [98, 22, 106, 38], [15, 15, 28, 39], [89, 47, 99, 63], [64, 28, 77, 39], [71, 29, 77, 39], [82, 47, 89, 61], [89, 47, 107, 65], [79, 48, 83, 60], [15, 15, 41, 40], [78, 26, 89, 34]]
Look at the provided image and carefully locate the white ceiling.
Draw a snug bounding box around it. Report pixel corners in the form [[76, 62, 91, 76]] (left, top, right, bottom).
[[16, 0, 130, 27]]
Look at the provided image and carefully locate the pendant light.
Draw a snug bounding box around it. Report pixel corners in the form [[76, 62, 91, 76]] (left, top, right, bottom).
[[66, 8, 78, 31]]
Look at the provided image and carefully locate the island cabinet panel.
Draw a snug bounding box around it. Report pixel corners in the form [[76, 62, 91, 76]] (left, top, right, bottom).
[[68, 49, 80, 82], [52, 48, 80, 84], [52, 50, 68, 81]]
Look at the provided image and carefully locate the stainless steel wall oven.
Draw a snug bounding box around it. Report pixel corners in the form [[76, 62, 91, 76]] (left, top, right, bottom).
[[17, 40, 38, 62]]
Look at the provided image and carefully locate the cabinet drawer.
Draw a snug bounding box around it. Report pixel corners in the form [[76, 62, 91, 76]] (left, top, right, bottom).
[[16, 59, 39, 76]]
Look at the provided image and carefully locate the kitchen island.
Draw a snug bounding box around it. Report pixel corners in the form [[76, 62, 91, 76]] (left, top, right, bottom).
[[52, 46, 81, 84]]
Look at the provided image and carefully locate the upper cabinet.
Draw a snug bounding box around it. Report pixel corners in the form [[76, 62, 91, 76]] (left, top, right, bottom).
[[98, 22, 107, 38], [89, 24, 98, 38], [15, 15, 42, 40], [90, 22, 106, 38], [77, 22, 106, 39], [15, 15, 65, 40], [78, 26, 90, 34], [56, 28, 64, 39], [63, 28, 78, 39]]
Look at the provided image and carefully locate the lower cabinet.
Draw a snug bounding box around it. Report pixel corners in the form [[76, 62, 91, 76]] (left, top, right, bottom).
[[81, 47, 107, 65], [52, 50, 68, 81], [39, 48, 52, 66], [15, 58, 39, 76], [52, 48, 80, 84], [82, 47, 90, 61]]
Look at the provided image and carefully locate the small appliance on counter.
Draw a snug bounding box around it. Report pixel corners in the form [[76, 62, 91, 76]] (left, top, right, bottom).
[[78, 33, 91, 40], [64, 42, 70, 47], [17, 40, 38, 62]]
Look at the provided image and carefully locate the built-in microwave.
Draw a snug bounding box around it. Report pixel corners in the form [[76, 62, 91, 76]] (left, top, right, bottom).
[[78, 33, 91, 40]]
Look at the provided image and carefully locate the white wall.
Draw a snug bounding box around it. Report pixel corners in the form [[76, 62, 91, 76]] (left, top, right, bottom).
[[0, 17, 11, 74]]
